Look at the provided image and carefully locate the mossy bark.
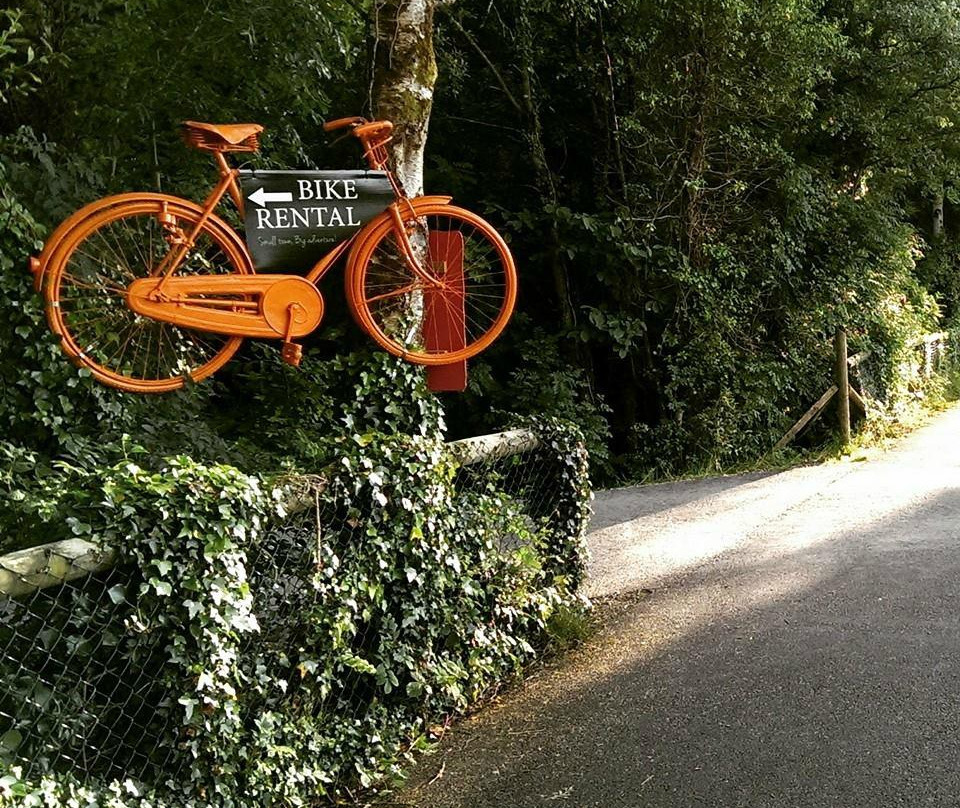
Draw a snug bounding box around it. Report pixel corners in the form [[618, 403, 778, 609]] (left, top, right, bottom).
[[371, 0, 441, 195]]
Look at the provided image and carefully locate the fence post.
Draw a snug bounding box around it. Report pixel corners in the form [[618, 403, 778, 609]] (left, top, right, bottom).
[[835, 327, 851, 446]]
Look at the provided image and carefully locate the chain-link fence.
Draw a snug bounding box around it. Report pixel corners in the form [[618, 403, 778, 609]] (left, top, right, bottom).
[[1, 427, 588, 804], [852, 331, 952, 406]]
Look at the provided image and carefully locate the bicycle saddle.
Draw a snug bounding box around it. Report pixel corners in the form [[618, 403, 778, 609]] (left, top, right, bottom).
[[182, 121, 264, 152]]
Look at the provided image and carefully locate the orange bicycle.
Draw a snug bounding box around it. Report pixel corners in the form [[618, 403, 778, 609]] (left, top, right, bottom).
[[29, 117, 517, 394]]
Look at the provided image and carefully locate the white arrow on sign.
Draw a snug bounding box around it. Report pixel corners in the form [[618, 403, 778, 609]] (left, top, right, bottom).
[[249, 187, 294, 207]]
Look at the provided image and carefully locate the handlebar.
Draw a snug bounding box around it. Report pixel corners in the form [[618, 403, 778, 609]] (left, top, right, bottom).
[[324, 116, 394, 171], [323, 116, 368, 133]]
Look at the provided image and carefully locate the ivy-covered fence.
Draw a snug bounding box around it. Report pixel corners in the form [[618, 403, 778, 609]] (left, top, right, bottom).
[[0, 423, 590, 807]]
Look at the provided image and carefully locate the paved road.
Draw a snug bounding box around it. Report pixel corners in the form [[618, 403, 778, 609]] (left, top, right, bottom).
[[396, 405, 960, 807]]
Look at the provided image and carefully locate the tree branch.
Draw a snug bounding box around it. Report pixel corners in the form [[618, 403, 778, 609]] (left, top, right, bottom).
[[441, 10, 523, 115]]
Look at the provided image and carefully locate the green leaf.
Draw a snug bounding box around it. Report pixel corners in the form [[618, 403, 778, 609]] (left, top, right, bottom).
[[151, 579, 173, 597], [107, 584, 127, 604], [342, 654, 377, 675], [0, 730, 22, 751]]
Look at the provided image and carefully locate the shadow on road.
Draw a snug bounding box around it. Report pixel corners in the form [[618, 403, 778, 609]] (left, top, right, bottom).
[[397, 486, 960, 808]]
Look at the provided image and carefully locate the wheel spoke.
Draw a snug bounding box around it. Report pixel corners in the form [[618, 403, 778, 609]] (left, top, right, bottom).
[[365, 282, 420, 304]]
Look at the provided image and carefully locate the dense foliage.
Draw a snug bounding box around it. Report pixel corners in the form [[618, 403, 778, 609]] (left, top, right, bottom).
[[432, 0, 960, 476], [4, 0, 959, 481]]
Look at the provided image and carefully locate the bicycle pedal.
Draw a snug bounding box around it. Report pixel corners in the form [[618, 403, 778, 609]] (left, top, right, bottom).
[[281, 342, 303, 367]]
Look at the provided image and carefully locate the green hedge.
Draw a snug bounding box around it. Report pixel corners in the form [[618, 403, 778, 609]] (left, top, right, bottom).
[[0, 418, 590, 807]]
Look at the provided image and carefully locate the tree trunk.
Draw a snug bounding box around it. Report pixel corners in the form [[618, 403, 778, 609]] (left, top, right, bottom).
[[933, 190, 945, 239], [514, 3, 577, 332], [683, 48, 709, 271], [370, 0, 441, 196]]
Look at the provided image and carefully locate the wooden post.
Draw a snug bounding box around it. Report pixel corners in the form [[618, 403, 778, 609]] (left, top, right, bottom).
[[0, 539, 117, 599], [836, 327, 851, 446]]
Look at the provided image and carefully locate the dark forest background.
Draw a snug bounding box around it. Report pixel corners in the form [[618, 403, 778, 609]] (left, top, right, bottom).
[[3, 0, 960, 483]]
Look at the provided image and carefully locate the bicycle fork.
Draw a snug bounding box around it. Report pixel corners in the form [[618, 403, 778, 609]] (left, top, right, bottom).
[[387, 202, 447, 289]]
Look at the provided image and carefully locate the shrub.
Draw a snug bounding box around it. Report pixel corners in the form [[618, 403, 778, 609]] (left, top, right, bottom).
[[0, 415, 590, 806]]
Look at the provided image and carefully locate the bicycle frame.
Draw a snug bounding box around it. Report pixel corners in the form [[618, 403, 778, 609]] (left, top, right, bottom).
[[151, 152, 445, 298]]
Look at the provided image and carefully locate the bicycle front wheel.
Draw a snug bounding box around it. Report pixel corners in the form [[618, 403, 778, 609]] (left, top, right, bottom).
[[44, 196, 251, 394], [347, 204, 517, 365]]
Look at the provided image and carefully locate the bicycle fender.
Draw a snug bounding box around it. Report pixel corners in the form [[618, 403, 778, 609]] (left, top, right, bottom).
[[32, 193, 173, 291], [30, 193, 253, 293], [405, 195, 454, 208]]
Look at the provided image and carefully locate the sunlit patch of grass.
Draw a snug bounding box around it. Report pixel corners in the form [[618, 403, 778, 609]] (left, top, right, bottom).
[[545, 601, 594, 652]]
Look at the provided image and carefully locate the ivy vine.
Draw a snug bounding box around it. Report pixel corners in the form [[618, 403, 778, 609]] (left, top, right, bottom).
[[1, 419, 591, 807]]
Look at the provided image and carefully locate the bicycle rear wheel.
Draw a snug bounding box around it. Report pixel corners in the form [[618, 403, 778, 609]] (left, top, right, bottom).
[[44, 196, 251, 394], [347, 203, 517, 365]]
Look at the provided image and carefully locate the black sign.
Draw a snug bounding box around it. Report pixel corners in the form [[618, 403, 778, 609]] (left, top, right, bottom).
[[239, 170, 394, 272]]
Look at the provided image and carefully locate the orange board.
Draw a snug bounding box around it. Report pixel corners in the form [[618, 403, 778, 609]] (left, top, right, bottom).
[[425, 230, 468, 392]]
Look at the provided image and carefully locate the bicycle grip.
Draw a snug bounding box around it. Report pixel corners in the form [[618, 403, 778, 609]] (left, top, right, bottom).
[[323, 116, 368, 132]]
